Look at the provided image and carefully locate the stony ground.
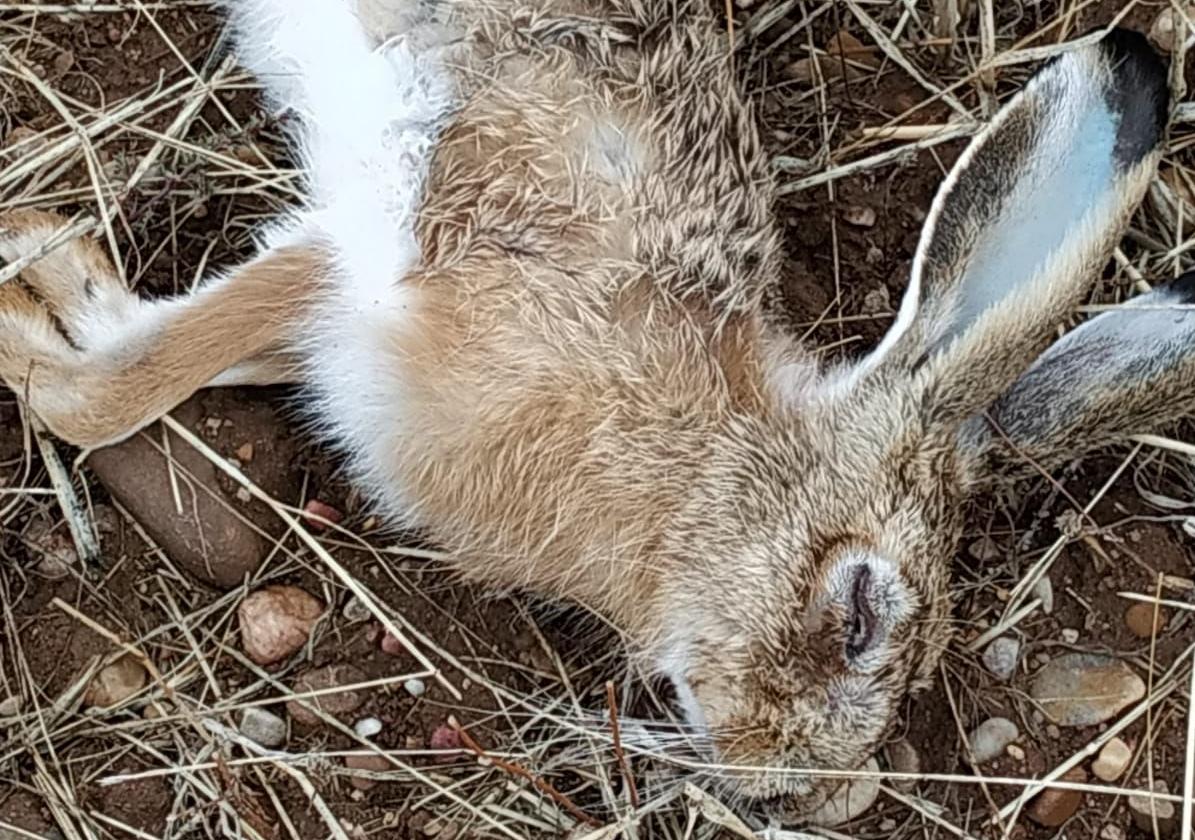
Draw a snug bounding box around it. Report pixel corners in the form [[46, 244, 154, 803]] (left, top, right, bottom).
[[1, 1, 1194, 839]]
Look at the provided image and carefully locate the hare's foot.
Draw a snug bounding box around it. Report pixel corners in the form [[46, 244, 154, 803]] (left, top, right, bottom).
[[0, 210, 327, 447]]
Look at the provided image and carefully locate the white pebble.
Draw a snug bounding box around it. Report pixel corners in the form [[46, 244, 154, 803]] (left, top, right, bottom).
[[968, 717, 1019, 765], [354, 716, 383, 738], [1060, 628, 1079, 644], [0, 696, 20, 718], [403, 678, 427, 698], [1033, 576, 1055, 614]]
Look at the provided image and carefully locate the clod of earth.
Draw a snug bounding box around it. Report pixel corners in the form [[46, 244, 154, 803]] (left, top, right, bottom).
[[1027, 767, 1086, 827], [429, 723, 462, 764], [84, 654, 149, 709], [345, 753, 391, 790], [1124, 602, 1167, 638], [967, 717, 1019, 766], [1092, 736, 1132, 782], [239, 707, 288, 748], [1029, 654, 1146, 727], [808, 756, 880, 827], [239, 584, 324, 666], [286, 663, 367, 726]]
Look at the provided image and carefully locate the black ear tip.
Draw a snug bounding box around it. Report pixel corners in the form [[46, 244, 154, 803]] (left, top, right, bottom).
[[1167, 269, 1195, 302], [1093, 27, 1171, 164]]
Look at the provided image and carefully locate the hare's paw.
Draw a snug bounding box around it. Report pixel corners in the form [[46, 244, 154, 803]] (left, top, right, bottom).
[[0, 210, 142, 360]]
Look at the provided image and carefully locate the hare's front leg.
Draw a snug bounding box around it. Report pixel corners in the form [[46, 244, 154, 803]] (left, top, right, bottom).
[[0, 210, 328, 448]]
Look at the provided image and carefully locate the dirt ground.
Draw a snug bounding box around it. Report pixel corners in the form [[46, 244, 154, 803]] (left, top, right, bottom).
[[1, 1, 1194, 838]]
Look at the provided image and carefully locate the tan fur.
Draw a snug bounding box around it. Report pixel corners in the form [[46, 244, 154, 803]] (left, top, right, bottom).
[[0, 9, 1171, 819], [0, 210, 328, 447]]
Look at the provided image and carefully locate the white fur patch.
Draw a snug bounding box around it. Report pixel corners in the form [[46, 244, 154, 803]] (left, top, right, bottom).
[[222, 0, 456, 521]]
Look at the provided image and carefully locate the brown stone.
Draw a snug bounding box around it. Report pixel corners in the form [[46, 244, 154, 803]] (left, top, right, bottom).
[[1027, 767, 1085, 828], [1124, 602, 1167, 639], [87, 394, 299, 589], [287, 664, 367, 726], [345, 753, 391, 790], [239, 585, 324, 666]]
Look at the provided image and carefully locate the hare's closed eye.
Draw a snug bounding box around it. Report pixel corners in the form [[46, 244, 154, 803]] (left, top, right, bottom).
[[844, 565, 877, 661]]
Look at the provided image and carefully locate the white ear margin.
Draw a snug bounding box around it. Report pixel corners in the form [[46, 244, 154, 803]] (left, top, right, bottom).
[[964, 271, 1195, 474], [843, 28, 1168, 389]]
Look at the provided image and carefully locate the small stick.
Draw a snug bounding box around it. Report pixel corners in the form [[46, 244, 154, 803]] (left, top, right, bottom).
[[451, 717, 602, 827], [605, 681, 640, 809]]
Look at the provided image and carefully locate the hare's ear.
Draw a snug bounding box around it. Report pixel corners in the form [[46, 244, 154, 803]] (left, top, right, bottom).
[[849, 29, 1168, 424], [964, 273, 1195, 476]]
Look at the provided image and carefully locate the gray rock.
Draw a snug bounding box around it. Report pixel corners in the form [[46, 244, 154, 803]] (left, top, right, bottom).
[[884, 738, 920, 792], [1033, 576, 1055, 614], [968, 717, 1019, 765], [239, 707, 287, 748], [1129, 780, 1176, 835], [982, 636, 1020, 681], [1030, 654, 1145, 727], [809, 757, 880, 827]]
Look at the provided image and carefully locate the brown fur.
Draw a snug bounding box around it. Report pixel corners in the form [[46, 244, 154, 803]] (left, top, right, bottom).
[[0, 9, 1173, 819]]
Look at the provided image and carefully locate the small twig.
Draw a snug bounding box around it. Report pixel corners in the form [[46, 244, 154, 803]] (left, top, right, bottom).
[[605, 681, 640, 809], [450, 716, 602, 827]]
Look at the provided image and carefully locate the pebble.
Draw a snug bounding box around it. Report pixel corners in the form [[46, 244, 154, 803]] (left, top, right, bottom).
[[1027, 767, 1086, 827], [1006, 744, 1025, 762], [808, 757, 880, 827], [239, 585, 324, 666], [1033, 576, 1055, 614], [843, 205, 877, 228], [239, 707, 287, 748], [287, 664, 367, 726], [884, 738, 920, 792], [429, 724, 463, 763], [84, 655, 149, 709], [1150, 6, 1182, 52], [1099, 826, 1126, 840], [982, 636, 1020, 681], [1060, 628, 1079, 644], [342, 597, 371, 623], [236, 442, 255, 462], [302, 499, 343, 531], [380, 631, 404, 657], [1029, 654, 1146, 727], [1092, 737, 1132, 782], [967, 717, 1019, 765], [344, 753, 390, 791], [1129, 780, 1177, 835], [23, 518, 77, 579], [0, 696, 20, 718], [404, 678, 427, 698], [967, 536, 1001, 562], [354, 717, 383, 739], [1124, 603, 1167, 639]]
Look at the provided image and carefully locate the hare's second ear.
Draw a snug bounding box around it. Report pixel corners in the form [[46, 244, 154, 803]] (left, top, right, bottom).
[[851, 29, 1168, 422], [965, 272, 1195, 478]]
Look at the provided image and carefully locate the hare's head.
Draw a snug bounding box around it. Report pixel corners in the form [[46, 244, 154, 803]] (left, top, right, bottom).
[[654, 29, 1178, 818]]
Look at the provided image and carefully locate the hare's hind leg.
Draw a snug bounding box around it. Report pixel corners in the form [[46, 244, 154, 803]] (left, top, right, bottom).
[[0, 211, 329, 448]]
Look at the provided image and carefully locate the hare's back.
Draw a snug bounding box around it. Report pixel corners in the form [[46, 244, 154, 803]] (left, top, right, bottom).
[[416, 0, 781, 314]]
